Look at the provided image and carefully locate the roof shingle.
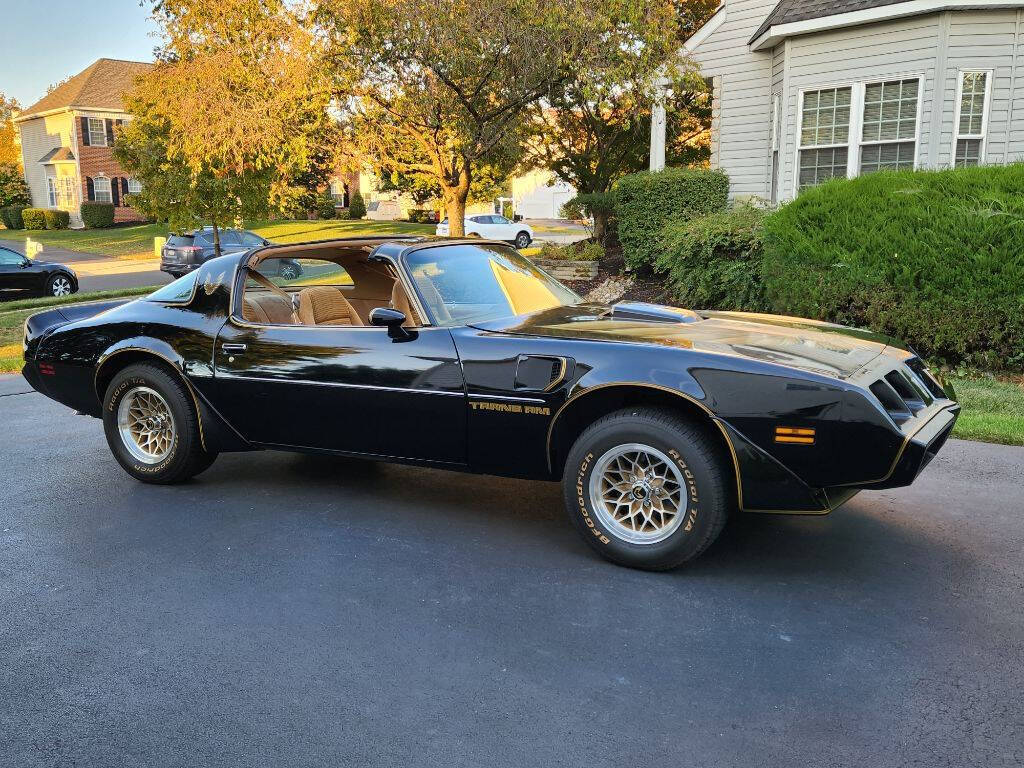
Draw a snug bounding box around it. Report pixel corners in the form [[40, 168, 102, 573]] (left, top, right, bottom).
[[751, 0, 913, 43], [16, 58, 153, 120]]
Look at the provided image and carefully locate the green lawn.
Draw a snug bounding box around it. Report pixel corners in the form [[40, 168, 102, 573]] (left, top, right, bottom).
[[949, 376, 1024, 446], [0, 219, 436, 260]]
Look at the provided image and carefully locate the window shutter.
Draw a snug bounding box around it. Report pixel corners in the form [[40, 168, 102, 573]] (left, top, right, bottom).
[[105, 119, 115, 145], [121, 178, 129, 196], [111, 177, 120, 207], [81, 117, 91, 146], [86, 177, 95, 201]]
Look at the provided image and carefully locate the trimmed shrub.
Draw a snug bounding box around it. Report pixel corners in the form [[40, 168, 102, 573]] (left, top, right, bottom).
[[614, 168, 729, 272], [21, 208, 47, 230], [0, 163, 30, 209], [43, 209, 71, 230], [348, 191, 366, 220], [0, 204, 27, 229], [762, 164, 1024, 369], [656, 204, 768, 312], [315, 192, 336, 219], [81, 201, 115, 228], [407, 208, 431, 223]]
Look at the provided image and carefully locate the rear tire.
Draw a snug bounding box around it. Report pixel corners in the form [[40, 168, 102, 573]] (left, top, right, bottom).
[[514, 231, 531, 249], [102, 362, 218, 484], [562, 407, 731, 570]]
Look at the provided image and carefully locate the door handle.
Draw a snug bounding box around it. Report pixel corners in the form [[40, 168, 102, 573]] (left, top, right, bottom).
[[221, 343, 247, 353]]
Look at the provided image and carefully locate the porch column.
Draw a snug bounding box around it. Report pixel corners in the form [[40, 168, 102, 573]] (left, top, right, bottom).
[[649, 87, 667, 172]]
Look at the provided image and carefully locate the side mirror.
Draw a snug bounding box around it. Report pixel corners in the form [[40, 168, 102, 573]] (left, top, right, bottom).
[[513, 214, 523, 222], [21, 257, 31, 268], [369, 307, 413, 340]]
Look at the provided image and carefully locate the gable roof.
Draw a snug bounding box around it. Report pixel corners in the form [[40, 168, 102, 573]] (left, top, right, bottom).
[[38, 147, 76, 163], [15, 58, 152, 121], [751, 0, 911, 42]]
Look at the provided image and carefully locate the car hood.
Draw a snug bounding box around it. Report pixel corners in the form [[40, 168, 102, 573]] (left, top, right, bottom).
[[469, 302, 899, 380]]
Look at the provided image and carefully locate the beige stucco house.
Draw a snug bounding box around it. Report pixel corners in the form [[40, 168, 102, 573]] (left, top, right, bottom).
[[651, 0, 1024, 202]]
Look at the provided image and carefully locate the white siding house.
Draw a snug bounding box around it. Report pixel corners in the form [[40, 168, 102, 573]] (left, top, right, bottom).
[[661, 0, 1024, 202]]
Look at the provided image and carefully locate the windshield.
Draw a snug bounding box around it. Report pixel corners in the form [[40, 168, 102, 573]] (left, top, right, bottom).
[[404, 243, 580, 326]]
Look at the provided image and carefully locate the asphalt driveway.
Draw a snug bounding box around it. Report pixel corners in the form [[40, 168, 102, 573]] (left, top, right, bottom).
[[1, 374, 1021, 767]]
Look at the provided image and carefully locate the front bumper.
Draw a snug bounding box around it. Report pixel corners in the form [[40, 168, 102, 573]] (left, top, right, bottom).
[[860, 403, 960, 490]]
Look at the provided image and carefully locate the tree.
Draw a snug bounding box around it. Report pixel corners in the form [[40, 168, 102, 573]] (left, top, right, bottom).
[[115, 86, 277, 245], [524, 1, 714, 242], [316, 0, 598, 235], [0, 93, 21, 168], [116, 0, 330, 251], [0, 163, 31, 208]]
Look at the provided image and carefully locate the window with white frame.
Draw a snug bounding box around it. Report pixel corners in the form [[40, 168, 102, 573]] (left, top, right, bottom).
[[93, 176, 112, 203], [798, 87, 852, 190], [329, 179, 345, 201], [127, 178, 143, 195], [87, 117, 107, 147], [47, 177, 57, 207], [859, 78, 919, 173], [954, 71, 990, 167], [770, 93, 781, 204]]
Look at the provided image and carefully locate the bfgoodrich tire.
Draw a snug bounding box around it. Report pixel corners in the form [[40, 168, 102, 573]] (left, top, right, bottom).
[[102, 362, 218, 484], [563, 407, 732, 570]]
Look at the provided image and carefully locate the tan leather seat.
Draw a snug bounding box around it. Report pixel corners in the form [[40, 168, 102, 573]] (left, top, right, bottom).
[[242, 293, 294, 324], [390, 281, 420, 327], [296, 286, 364, 326]]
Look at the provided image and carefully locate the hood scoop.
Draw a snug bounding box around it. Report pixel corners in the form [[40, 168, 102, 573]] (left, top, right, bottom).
[[608, 301, 701, 324]]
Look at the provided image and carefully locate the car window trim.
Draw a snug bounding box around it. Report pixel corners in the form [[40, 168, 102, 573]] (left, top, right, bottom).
[[229, 251, 432, 331]]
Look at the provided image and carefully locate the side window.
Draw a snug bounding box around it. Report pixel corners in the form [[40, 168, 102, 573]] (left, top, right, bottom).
[[220, 231, 242, 247], [0, 248, 24, 265], [194, 234, 213, 248], [239, 257, 357, 326], [239, 232, 265, 247], [147, 272, 198, 302]]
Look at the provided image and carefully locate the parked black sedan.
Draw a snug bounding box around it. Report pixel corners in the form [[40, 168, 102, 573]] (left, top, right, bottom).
[[23, 236, 959, 570], [0, 245, 77, 298], [160, 228, 301, 280]]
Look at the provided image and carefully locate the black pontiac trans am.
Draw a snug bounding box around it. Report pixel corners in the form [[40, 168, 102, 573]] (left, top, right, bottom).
[[22, 236, 959, 570]]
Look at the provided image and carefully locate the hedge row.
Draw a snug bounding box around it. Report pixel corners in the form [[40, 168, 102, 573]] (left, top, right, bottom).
[[81, 202, 115, 228], [649, 163, 1024, 370], [761, 165, 1024, 370], [21, 208, 71, 230], [0, 204, 27, 229]]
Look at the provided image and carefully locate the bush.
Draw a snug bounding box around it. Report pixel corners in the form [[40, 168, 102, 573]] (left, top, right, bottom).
[[0, 204, 27, 229], [762, 164, 1024, 369], [315, 192, 336, 220], [348, 191, 366, 220], [0, 163, 30, 209], [80, 201, 115, 228], [656, 204, 768, 312], [614, 167, 729, 272], [21, 208, 47, 230], [43, 209, 70, 230], [537, 240, 605, 262], [407, 208, 431, 223]]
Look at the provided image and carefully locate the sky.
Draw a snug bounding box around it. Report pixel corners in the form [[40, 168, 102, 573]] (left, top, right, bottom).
[[2, 0, 159, 108]]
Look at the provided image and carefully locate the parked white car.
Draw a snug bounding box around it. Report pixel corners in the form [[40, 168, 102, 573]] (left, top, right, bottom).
[[436, 214, 533, 249]]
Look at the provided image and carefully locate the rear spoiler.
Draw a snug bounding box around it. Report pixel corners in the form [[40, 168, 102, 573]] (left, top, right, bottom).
[[23, 299, 132, 350]]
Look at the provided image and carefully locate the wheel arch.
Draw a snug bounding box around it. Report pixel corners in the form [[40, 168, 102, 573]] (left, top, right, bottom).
[[93, 342, 251, 454], [546, 384, 740, 497]]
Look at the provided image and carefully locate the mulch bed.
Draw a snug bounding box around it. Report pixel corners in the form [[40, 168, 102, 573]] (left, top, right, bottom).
[[561, 246, 672, 305]]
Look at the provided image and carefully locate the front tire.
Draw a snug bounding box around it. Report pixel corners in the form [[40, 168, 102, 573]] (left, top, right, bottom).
[[514, 231, 531, 249], [47, 274, 74, 297], [279, 263, 300, 280], [102, 362, 218, 484], [562, 407, 732, 570]]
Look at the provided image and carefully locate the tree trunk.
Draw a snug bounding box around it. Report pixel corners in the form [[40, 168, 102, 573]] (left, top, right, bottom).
[[442, 164, 471, 237], [593, 209, 609, 245], [211, 221, 221, 257]]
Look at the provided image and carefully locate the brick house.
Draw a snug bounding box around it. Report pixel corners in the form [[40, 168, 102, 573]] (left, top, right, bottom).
[[14, 58, 152, 227]]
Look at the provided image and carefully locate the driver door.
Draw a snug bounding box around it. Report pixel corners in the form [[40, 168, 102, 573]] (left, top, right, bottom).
[[0, 247, 33, 291], [212, 255, 467, 465]]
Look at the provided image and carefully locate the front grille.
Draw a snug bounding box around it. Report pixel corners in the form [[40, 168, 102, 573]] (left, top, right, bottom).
[[870, 358, 945, 424]]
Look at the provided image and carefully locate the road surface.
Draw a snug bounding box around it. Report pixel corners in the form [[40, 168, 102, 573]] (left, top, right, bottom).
[[1, 374, 1021, 767]]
